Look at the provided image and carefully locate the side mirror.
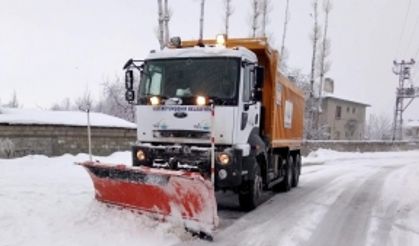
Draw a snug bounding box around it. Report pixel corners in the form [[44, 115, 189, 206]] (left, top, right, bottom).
[[255, 66, 264, 89], [125, 90, 135, 103], [125, 70, 134, 90]]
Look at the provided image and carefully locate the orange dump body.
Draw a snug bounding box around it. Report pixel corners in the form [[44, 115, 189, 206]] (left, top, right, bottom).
[[182, 38, 305, 149]]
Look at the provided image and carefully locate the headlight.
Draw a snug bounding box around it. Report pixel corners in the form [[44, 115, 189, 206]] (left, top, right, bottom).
[[150, 96, 160, 105], [136, 150, 146, 161], [218, 153, 231, 165], [196, 96, 207, 106]]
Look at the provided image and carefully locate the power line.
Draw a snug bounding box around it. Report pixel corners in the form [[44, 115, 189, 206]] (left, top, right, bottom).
[[396, 0, 413, 58], [405, 12, 419, 57]]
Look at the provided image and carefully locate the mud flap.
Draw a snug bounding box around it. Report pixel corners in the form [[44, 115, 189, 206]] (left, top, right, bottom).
[[78, 161, 218, 237]]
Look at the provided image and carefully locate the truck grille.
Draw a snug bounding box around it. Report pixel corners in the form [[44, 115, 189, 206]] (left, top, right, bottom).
[[153, 130, 210, 139]]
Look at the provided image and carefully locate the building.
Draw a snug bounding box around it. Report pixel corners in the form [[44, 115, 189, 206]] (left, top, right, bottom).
[[318, 94, 369, 140], [405, 120, 419, 140]]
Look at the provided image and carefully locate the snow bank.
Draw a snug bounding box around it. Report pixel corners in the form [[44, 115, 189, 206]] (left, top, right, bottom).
[[0, 152, 189, 246], [303, 148, 419, 165], [406, 119, 419, 128], [0, 107, 136, 129]]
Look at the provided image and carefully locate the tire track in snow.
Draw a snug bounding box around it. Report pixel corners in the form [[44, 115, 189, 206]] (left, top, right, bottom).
[[182, 163, 372, 246], [304, 164, 406, 246], [367, 162, 419, 246]]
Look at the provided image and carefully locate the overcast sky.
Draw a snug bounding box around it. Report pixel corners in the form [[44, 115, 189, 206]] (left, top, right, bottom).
[[0, 0, 418, 119]]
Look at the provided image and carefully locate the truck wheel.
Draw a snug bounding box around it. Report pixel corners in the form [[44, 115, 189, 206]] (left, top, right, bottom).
[[239, 165, 263, 211], [278, 155, 293, 192], [292, 154, 301, 187]]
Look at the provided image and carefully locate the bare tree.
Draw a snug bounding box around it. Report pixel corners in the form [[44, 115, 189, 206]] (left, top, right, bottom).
[[157, 0, 165, 49], [259, 0, 272, 37], [5, 91, 20, 108], [50, 98, 71, 111], [75, 89, 93, 111], [306, 0, 321, 139], [309, 0, 320, 98], [286, 68, 324, 139], [318, 0, 333, 101], [366, 114, 392, 140], [313, 0, 333, 132], [287, 68, 310, 96], [156, 0, 171, 49], [223, 0, 234, 36], [280, 0, 290, 70], [250, 0, 261, 38], [95, 78, 135, 122], [163, 0, 171, 45], [199, 0, 206, 42]]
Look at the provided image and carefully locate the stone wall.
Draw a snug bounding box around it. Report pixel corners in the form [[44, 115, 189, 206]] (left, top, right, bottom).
[[1, 124, 418, 159], [302, 140, 419, 156], [0, 124, 136, 158]]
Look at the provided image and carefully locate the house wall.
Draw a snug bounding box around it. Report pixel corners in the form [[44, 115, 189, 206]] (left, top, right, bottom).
[[405, 126, 419, 140], [319, 98, 367, 140], [0, 124, 136, 158]]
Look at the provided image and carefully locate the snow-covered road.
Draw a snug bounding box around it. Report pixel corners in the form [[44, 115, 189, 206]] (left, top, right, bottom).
[[1, 150, 419, 246]]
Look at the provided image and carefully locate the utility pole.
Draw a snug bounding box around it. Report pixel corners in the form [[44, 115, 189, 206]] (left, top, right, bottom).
[[280, 0, 290, 68], [79, 106, 92, 161], [199, 0, 205, 42], [392, 59, 418, 141]]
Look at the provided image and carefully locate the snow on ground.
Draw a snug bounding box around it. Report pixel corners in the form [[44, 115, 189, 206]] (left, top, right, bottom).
[[1, 149, 419, 246], [0, 153, 188, 246], [0, 107, 136, 128]]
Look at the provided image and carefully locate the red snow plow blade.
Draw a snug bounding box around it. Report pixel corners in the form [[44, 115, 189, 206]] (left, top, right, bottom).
[[79, 161, 218, 235]]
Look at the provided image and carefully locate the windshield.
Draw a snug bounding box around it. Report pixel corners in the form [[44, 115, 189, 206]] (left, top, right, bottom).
[[138, 58, 240, 105]]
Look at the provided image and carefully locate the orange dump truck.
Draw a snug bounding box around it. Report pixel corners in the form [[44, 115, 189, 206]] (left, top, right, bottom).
[[79, 37, 304, 239]]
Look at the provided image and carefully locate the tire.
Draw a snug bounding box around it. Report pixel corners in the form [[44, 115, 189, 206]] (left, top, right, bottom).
[[239, 165, 263, 211], [278, 155, 293, 192], [292, 154, 301, 187]]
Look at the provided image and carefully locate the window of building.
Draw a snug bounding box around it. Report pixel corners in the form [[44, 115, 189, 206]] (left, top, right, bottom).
[[335, 131, 341, 139], [407, 129, 413, 136], [352, 107, 356, 113], [347, 107, 350, 113], [335, 106, 342, 119]]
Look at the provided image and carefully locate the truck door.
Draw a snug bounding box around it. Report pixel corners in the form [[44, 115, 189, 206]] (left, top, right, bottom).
[[237, 63, 261, 144]]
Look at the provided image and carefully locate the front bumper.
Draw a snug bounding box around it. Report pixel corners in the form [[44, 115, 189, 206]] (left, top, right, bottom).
[[132, 144, 243, 190]]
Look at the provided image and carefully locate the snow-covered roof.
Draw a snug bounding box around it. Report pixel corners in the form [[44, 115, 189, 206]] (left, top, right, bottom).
[[321, 92, 370, 107], [146, 46, 258, 62], [406, 120, 419, 128], [0, 107, 136, 129]]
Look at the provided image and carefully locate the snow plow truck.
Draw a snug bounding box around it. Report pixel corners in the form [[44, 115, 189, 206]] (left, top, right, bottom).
[[79, 36, 304, 239]]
